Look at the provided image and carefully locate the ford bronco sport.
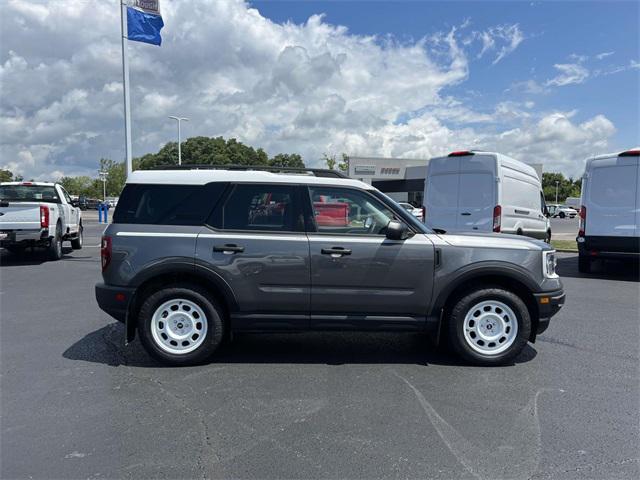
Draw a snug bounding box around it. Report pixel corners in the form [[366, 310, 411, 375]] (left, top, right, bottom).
[[95, 166, 564, 366]]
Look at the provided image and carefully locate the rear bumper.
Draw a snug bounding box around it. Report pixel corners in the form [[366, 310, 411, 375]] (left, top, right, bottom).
[[0, 228, 48, 244], [533, 289, 565, 335], [577, 235, 640, 259], [95, 283, 135, 323]]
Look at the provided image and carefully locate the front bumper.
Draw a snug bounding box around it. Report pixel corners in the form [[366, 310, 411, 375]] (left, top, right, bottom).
[[533, 289, 565, 334], [95, 283, 135, 323]]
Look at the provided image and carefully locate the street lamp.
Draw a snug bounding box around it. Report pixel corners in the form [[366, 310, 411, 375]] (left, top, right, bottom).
[[555, 180, 560, 204], [168, 116, 189, 165], [98, 170, 109, 202]]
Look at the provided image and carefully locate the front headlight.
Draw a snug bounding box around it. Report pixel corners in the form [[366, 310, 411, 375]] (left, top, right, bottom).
[[543, 250, 558, 278]]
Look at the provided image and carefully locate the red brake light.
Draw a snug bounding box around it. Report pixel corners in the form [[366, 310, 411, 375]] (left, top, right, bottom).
[[21, 182, 33, 186], [619, 149, 640, 157], [578, 206, 586, 237], [493, 205, 502, 232], [101, 236, 112, 272], [40, 205, 49, 228], [448, 151, 475, 157]]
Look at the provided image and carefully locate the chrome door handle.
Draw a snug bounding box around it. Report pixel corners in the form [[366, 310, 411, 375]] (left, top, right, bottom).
[[213, 244, 244, 254], [321, 247, 352, 256]]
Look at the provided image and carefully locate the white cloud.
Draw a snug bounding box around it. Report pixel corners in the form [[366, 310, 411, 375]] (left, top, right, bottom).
[[0, 0, 622, 180], [545, 63, 589, 86], [467, 24, 525, 64], [595, 51, 615, 60]]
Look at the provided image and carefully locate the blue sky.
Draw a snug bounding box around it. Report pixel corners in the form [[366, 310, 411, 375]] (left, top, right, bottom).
[[254, 0, 639, 148], [1, 0, 638, 179]]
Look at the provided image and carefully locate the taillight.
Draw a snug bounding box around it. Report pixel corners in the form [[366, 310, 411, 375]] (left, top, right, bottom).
[[40, 205, 49, 228], [578, 206, 586, 237], [492, 205, 501, 232], [101, 236, 112, 271], [448, 151, 475, 157]]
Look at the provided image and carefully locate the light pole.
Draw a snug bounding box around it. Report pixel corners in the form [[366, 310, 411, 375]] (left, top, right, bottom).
[[99, 171, 109, 201], [555, 180, 560, 204], [168, 116, 189, 165]]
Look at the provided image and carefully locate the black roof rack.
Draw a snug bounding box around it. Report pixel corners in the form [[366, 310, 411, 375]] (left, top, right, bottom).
[[148, 164, 349, 178]]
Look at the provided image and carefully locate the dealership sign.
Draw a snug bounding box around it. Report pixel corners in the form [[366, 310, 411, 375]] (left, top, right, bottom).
[[354, 165, 376, 175]]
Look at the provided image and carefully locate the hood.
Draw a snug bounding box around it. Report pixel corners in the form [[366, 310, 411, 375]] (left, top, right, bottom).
[[439, 231, 550, 251]]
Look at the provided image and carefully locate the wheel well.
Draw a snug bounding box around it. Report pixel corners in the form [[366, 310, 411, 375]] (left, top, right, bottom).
[[441, 274, 539, 340], [128, 272, 233, 327]]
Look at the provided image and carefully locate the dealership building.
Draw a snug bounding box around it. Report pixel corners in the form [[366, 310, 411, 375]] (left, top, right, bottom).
[[347, 156, 544, 206]]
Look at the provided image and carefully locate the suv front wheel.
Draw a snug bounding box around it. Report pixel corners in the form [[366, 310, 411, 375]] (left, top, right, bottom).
[[138, 285, 224, 366], [447, 287, 531, 366]]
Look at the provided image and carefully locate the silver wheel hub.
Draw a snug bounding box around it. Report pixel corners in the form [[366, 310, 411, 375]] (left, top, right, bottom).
[[463, 300, 518, 355], [151, 299, 208, 355]]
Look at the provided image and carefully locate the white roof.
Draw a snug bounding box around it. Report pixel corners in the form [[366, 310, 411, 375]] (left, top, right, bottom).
[[126, 169, 374, 189], [587, 147, 640, 162], [0, 181, 56, 187]]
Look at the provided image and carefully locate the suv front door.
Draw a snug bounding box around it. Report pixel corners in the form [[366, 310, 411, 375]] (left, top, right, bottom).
[[305, 186, 435, 328], [196, 183, 310, 330]]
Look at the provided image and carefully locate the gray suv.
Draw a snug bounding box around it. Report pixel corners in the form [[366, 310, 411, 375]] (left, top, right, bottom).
[[95, 166, 565, 366]]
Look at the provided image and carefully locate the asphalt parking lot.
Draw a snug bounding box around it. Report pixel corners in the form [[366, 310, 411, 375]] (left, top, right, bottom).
[[1, 215, 638, 479]]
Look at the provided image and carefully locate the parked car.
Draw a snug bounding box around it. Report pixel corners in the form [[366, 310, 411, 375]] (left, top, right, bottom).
[[547, 204, 578, 219], [398, 202, 425, 222], [424, 151, 551, 242], [0, 182, 83, 259], [577, 148, 640, 273], [96, 166, 564, 367], [564, 196, 581, 211]]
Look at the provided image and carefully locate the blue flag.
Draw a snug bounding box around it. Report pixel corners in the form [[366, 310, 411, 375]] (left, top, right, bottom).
[[127, 0, 164, 46]]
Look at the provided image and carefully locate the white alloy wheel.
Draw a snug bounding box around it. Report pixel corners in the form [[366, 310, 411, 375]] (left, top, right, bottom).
[[462, 300, 519, 355], [150, 298, 208, 354]]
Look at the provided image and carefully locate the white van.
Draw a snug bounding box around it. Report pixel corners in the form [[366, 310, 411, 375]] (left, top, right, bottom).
[[577, 148, 640, 273], [424, 151, 550, 241]]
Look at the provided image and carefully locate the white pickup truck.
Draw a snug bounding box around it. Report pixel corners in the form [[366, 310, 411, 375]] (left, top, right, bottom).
[[0, 182, 83, 260]]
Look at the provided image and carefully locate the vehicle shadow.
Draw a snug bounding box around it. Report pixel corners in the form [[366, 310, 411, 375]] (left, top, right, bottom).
[[557, 254, 639, 282], [0, 246, 77, 266], [63, 322, 537, 368]]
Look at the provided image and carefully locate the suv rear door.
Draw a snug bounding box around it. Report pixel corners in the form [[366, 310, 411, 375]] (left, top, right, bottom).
[[196, 183, 310, 330], [305, 185, 435, 328]]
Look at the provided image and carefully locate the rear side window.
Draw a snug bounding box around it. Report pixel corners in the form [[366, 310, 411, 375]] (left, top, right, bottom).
[[588, 165, 637, 208], [113, 183, 227, 225], [212, 184, 303, 232]]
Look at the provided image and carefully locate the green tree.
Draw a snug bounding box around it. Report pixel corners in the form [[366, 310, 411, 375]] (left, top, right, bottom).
[[59, 176, 94, 196], [269, 153, 305, 168], [323, 153, 349, 172], [542, 172, 581, 203], [0, 169, 14, 182]]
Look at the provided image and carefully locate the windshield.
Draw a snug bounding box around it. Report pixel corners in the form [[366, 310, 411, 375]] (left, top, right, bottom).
[[0, 185, 61, 203]]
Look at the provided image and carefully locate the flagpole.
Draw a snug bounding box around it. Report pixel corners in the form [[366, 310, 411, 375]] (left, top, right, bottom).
[[120, 1, 133, 177]]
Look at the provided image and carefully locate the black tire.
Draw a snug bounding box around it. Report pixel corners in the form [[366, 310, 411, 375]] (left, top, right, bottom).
[[447, 287, 531, 366], [48, 223, 63, 261], [578, 254, 592, 273], [71, 223, 83, 250], [559, 211, 566, 218], [545, 230, 552, 243], [137, 284, 225, 366]]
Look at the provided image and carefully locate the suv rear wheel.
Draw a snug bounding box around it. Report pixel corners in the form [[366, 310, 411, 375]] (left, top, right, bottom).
[[447, 287, 531, 366], [138, 285, 224, 366]]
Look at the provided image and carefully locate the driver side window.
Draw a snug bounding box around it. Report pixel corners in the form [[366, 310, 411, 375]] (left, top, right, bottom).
[[308, 187, 396, 235]]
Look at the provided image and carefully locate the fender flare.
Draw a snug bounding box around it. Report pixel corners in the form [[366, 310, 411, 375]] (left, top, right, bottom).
[[125, 259, 238, 343], [431, 261, 541, 316]]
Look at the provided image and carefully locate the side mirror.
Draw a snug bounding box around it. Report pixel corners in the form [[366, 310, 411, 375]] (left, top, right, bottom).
[[386, 220, 409, 240], [71, 200, 79, 207]]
